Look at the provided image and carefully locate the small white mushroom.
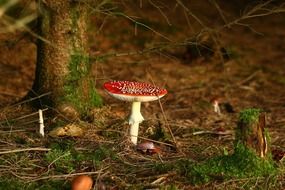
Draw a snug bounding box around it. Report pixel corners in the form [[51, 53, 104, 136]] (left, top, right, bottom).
[[211, 98, 221, 115], [38, 109, 45, 137], [103, 81, 167, 145]]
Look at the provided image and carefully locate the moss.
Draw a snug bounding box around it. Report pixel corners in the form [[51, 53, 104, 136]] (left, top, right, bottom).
[[153, 140, 276, 185], [62, 52, 102, 114], [45, 148, 75, 173], [238, 108, 261, 124], [58, 3, 101, 115], [0, 177, 70, 190], [45, 141, 116, 173], [172, 142, 277, 185]]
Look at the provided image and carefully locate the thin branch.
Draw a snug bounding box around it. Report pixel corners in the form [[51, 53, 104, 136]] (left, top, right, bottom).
[[148, 0, 171, 26], [11, 170, 109, 182], [220, 0, 285, 30], [113, 12, 172, 42], [91, 41, 197, 61], [0, 108, 48, 125], [10, 92, 51, 107], [0, 147, 51, 155], [210, 0, 228, 24], [0, 0, 19, 18], [146, 73, 178, 147], [85, 2, 172, 42], [175, 0, 206, 28], [0, 13, 37, 33]]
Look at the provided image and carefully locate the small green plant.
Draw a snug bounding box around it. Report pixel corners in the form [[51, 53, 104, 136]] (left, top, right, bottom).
[[45, 148, 75, 173], [238, 108, 261, 124]]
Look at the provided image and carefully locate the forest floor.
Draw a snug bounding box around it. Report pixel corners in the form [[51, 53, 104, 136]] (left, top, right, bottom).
[[0, 1, 284, 190]]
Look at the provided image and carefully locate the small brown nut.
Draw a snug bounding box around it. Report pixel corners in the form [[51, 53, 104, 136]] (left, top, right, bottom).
[[71, 175, 93, 190]]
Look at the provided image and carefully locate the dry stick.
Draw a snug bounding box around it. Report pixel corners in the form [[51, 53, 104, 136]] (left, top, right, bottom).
[[0, 129, 27, 133], [95, 166, 107, 190], [175, 0, 206, 28], [47, 152, 71, 170], [11, 170, 108, 182], [138, 136, 175, 148], [1, 13, 37, 33], [0, 108, 49, 125], [86, 2, 172, 42], [0, 147, 51, 155], [147, 77, 177, 145], [93, 128, 176, 147], [112, 12, 172, 42], [147, 73, 178, 147], [0, 91, 22, 97], [219, 0, 285, 31], [210, 0, 228, 25], [192, 130, 233, 136], [157, 99, 177, 147], [148, 0, 171, 26], [10, 92, 51, 107], [237, 70, 261, 86], [0, 0, 19, 18]]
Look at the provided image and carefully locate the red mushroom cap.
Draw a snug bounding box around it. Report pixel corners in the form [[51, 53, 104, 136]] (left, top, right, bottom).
[[103, 81, 167, 102]]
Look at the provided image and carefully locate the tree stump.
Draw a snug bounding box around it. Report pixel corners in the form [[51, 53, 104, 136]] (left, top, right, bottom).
[[236, 109, 268, 158]]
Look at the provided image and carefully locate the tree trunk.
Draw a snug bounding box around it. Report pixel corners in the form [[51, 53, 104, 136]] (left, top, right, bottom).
[[31, 0, 101, 118], [236, 109, 268, 158]]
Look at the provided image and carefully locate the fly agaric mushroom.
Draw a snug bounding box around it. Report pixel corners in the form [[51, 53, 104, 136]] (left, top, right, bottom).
[[103, 81, 167, 145]]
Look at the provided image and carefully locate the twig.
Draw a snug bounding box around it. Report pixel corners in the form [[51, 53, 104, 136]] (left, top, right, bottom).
[[192, 130, 233, 136], [47, 152, 71, 170], [0, 129, 27, 133], [138, 136, 175, 148], [220, 0, 285, 30], [237, 70, 261, 85], [157, 99, 177, 147], [0, 108, 48, 125], [148, 0, 171, 26], [10, 92, 51, 107], [0, 147, 51, 155], [210, 0, 228, 24], [11, 170, 108, 182], [0, 91, 22, 97], [175, 0, 206, 28], [147, 74, 178, 147], [0, 0, 19, 18]]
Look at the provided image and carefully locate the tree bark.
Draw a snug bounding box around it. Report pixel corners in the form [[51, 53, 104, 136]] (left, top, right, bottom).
[[31, 0, 101, 117]]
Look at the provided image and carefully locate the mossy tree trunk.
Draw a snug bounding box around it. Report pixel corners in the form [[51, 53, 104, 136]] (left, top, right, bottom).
[[31, 0, 101, 118], [236, 109, 268, 158]]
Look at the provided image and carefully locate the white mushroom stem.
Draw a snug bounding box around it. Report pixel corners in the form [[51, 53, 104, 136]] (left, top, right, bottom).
[[213, 101, 221, 115], [128, 101, 144, 145], [39, 109, 45, 137]]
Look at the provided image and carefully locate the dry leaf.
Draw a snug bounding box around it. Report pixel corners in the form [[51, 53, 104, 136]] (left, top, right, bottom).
[[49, 123, 84, 137]]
